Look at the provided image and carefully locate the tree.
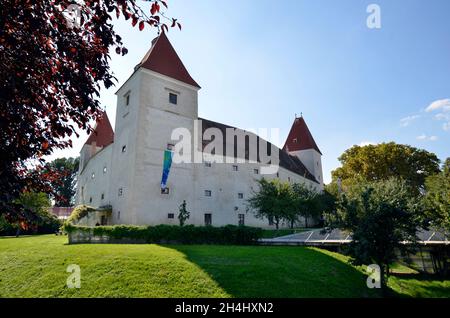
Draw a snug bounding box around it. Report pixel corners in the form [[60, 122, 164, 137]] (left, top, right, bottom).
[[177, 200, 190, 227], [291, 183, 318, 228], [325, 178, 423, 292], [331, 142, 440, 194], [424, 158, 450, 235], [13, 191, 60, 236], [0, 0, 178, 219], [47, 157, 79, 206], [247, 178, 295, 229]]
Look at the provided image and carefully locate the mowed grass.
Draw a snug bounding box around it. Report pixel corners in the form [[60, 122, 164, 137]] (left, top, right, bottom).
[[0, 235, 448, 298]]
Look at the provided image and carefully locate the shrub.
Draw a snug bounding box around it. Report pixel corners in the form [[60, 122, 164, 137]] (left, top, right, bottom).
[[68, 224, 263, 245]]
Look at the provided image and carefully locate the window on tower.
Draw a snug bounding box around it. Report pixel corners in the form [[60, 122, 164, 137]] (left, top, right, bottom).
[[169, 93, 178, 105]]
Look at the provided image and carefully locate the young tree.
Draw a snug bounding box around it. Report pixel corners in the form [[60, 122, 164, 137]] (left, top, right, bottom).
[[290, 183, 316, 228], [424, 158, 450, 235], [325, 178, 423, 292], [47, 157, 80, 206], [177, 200, 190, 227], [247, 178, 295, 230], [0, 0, 178, 219], [331, 142, 440, 194]]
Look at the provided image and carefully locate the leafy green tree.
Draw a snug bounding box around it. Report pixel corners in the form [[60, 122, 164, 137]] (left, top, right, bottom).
[[424, 158, 450, 235], [331, 142, 440, 194], [177, 200, 190, 227], [47, 157, 79, 206], [291, 183, 318, 228], [325, 178, 423, 292], [13, 192, 60, 236], [248, 179, 295, 229]]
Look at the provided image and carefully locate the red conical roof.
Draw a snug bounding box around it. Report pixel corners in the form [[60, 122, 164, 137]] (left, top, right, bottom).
[[138, 32, 200, 88], [283, 116, 322, 154], [85, 111, 114, 148]]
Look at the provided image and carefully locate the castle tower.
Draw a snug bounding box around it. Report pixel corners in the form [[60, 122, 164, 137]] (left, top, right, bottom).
[[283, 116, 323, 187], [110, 31, 201, 225]]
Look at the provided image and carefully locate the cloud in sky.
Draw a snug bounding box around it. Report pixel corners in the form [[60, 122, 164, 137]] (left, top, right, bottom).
[[359, 141, 377, 147], [426, 99, 450, 112], [425, 99, 450, 132], [400, 115, 420, 127], [416, 134, 438, 141]]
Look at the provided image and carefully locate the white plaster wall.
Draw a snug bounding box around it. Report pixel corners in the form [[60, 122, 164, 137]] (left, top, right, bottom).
[[75, 145, 112, 207], [291, 149, 324, 188]]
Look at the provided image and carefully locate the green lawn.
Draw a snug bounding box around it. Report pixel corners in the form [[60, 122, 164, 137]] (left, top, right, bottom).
[[0, 235, 448, 298]]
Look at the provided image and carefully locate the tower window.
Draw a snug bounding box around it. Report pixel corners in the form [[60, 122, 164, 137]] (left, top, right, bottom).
[[293, 138, 298, 143], [89, 197, 92, 203], [91, 172, 95, 179], [122, 145, 127, 153], [101, 193, 104, 200], [169, 93, 178, 105], [103, 166, 107, 174], [238, 214, 245, 226], [204, 213, 212, 226], [124, 92, 130, 106], [205, 190, 212, 197]]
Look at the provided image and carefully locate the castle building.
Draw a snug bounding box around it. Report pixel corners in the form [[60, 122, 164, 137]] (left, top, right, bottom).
[[76, 32, 323, 228]]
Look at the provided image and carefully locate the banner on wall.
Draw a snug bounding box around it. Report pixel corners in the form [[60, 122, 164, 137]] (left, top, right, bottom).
[[160, 149, 173, 189]]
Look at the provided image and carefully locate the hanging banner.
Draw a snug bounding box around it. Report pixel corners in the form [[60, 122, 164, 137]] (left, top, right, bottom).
[[160, 149, 173, 189]]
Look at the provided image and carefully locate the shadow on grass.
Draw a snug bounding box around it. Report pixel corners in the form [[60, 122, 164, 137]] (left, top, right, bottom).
[[169, 245, 387, 298]]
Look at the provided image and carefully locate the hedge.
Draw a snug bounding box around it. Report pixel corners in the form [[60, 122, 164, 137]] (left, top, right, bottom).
[[65, 224, 263, 245]]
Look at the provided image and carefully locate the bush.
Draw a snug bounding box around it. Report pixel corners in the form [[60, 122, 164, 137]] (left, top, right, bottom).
[[67, 224, 263, 245], [65, 205, 97, 225]]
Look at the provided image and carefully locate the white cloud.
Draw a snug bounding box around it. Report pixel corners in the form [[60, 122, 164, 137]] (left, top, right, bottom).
[[426, 99, 450, 112], [400, 115, 420, 127], [359, 141, 377, 147], [416, 134, 438, 141]]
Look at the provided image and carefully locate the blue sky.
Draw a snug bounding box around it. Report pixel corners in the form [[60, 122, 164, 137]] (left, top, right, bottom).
[[48, 0, 450, 184]]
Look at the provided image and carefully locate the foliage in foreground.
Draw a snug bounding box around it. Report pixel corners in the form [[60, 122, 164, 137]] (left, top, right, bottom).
[[65, 224, 263, 245], [0, 192, 61, 236], [325, 178, 424, 289]]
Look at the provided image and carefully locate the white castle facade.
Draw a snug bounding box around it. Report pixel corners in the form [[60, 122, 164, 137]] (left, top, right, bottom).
[[75, 33, 324, 228]]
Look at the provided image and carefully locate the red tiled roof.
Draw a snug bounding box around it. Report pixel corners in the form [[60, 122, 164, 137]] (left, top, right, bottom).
[[84, 111, 114, 148], [283, 116, 322, 154], [138, 32, 200, 88]]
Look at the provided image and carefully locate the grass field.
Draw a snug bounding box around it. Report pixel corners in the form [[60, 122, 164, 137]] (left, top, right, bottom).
[[0, 235, 449, 298]]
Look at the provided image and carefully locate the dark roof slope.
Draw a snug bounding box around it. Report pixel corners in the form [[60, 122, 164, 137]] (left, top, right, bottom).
[[199, 117, 318, 183]]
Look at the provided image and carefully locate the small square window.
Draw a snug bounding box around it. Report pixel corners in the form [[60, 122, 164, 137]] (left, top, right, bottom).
[[254, 169, 259, 175], [234, 206, 239, 211], [168, 213, 175, 219], [232, 165, 238, 171], [122, 145, 127, 153], [169, 93, 178, 105], [204, 162, 212, 168], [204, 190, 212, 197], [161, 188, 170, 195], [293, 138, 298, 143], [238, 193, 244, 199], [118, 188, 123, 197]]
